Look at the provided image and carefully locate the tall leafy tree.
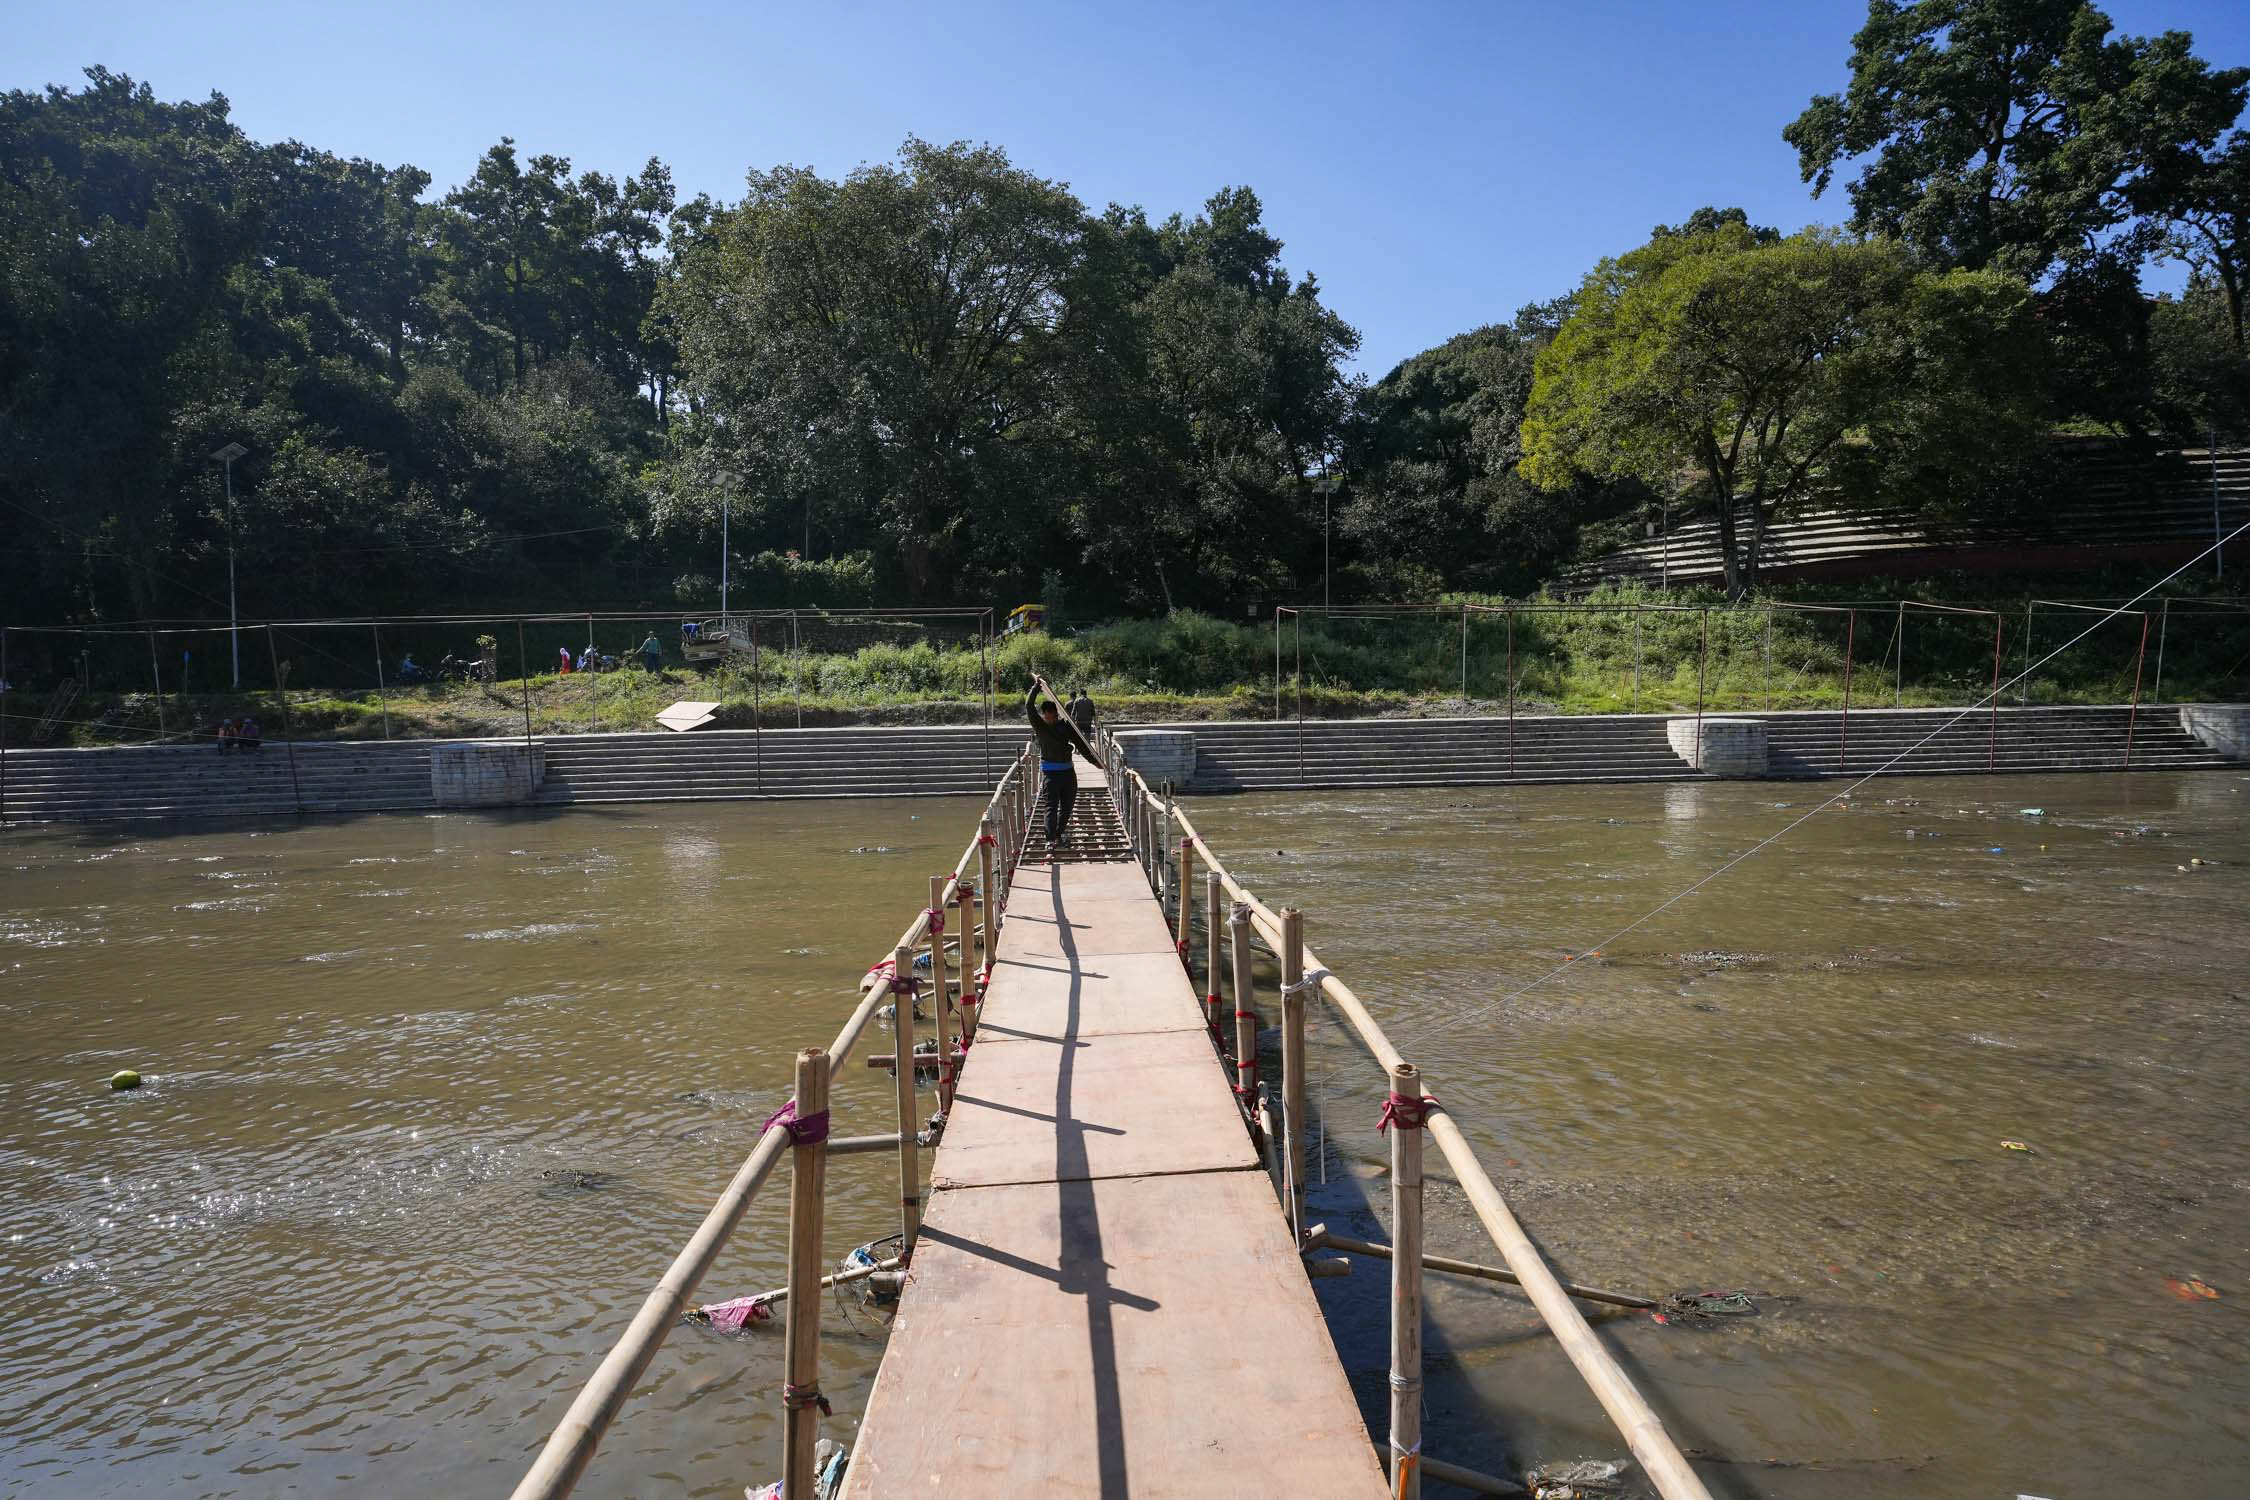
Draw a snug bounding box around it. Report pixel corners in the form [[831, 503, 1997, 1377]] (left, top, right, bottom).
[[1785, 0, 2246, 279], [1519, 224, 2048, 594]]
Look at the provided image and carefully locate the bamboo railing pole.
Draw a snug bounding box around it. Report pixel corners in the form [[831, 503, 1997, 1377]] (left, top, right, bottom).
[[928, 875, 956, 1115], [509, 1129, 792, 1500], [1425, 1110, 1713, 1500], [1229, 899, 1259, 1111], [1279, 906, 1309, 1244], [1204, 869, 1225, 1040], [1148, 781, 1719, 1500], [1176, 834, 1194, 953], [1306, 1228, 1657, 1311], [514, 773, 1019, 1500], [146, 626, 167, 736], [979, 815, 999, 992], [783, 1052, 837, 1493], [1388, 1060, 1425, 1500], [725, 1254, 903, 1312], [954, 869, 978, 1046], [891, 943, 922, 1250], [780, 1047, 830, 1500], [1419, 1455, 1524, 1497]]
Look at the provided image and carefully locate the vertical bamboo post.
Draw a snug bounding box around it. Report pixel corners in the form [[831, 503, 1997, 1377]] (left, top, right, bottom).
[[1229, 900, 1258, 1108], [780, 1046, 830, 1500], [2124, 611, 2151, 770], [954, 870, 977, 1047], [978, 814, 999, 1024], [146, 626, 167, 736], [1279, 907, 1308, 1244], [1158, 789, 1175, 905], [372, 622, 392, 740], [1387, 1060, 1426, 1500], [891, 943, 921, 1249], [1176, 833, 1194, 953], [265, 626, 304, 813], [928, 875, 955, 1115], [1204, 870, 1225, 1041]]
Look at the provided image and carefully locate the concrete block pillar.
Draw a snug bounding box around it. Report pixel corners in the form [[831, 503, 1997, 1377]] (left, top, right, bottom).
[[431, 740, 546, 807], [1113, 729, 1196, 787], [1668, 717, 1768, 777]]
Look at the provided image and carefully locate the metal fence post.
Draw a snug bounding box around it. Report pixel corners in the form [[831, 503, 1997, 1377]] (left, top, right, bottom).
[[1839, 609, 1856, 773], [1895, 601, 1906, 708], [1279, 907, 1308, 1244], [265, 625, 304, 813], [2125, 612, 2151, 770], [372, 622, 391, 740], [145, 626, 167, 738], [2152, 597, 2169, 705]]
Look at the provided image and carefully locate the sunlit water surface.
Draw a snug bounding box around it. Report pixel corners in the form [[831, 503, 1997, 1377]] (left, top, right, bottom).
[[3, 772, 2246, 1498]]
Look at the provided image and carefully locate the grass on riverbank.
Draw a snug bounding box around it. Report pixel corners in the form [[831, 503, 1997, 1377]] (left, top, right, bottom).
[[22, 583, 2248, 746]]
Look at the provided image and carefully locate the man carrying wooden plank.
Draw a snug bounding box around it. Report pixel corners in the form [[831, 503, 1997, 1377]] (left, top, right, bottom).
[[1026, 673, 1103, 847]]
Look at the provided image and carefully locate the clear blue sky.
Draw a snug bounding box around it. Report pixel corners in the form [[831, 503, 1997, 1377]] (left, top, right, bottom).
[[15, 0, 2250, 375]]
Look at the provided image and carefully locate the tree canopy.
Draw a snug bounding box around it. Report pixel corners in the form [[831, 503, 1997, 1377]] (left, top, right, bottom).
[[1519, 224, 2049, 594]]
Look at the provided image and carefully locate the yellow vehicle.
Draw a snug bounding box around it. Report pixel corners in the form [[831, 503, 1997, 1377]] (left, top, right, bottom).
[[1002, 603, 1045, 638]]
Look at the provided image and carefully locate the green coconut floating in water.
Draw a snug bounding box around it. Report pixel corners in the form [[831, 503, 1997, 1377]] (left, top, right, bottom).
[[109, 1069, 142, 1091]]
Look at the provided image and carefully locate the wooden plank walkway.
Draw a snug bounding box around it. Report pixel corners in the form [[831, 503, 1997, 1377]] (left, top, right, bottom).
[[839, 853, 1391, 1498]]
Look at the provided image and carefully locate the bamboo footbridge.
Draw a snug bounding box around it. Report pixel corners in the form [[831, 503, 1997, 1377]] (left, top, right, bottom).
[[509, 744, 1719, 1500]]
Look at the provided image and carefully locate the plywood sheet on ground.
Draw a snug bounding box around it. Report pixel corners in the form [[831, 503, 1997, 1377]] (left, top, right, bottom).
[[935, 1027, 1255, 1188], [972, 949, 1208, 1043], [1008, 860, 1156, 904], [838, 1171, 1389, 1499]]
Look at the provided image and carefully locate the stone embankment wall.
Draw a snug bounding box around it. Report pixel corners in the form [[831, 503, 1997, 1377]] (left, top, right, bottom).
[[0, 705, 2238, 823]]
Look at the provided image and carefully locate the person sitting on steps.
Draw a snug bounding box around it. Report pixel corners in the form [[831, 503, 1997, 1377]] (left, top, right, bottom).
[[1027, 673, 1103, 849], [236, 714, 263, 751]]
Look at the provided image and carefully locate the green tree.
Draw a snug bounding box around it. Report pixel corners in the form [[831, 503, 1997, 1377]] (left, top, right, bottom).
[[1519, 224, 2048, 595], [2145, 131, 2250, 349], [661, 138, 1086, 600], [1785, 0, 2246, 279]]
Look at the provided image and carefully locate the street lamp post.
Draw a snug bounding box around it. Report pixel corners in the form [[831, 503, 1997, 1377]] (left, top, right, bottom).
[[212, 443, 247, 688]]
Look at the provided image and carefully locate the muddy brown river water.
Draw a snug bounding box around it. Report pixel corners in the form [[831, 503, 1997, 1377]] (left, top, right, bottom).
[[3, 772, 2247, 1498]]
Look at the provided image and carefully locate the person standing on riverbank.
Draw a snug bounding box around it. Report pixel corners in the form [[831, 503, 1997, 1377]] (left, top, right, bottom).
[[1028, 674, 1102, 847], [1067, 686, 1096, 737]]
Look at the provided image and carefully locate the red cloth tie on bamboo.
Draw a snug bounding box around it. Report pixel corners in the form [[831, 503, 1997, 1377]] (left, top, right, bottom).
[[1377, 1092, 1440, 1134], [977, 832, 997, 846], [762, 1099, 831, 1147], [924, 905, 945, 938], [782, 1381, 833, 1417]]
